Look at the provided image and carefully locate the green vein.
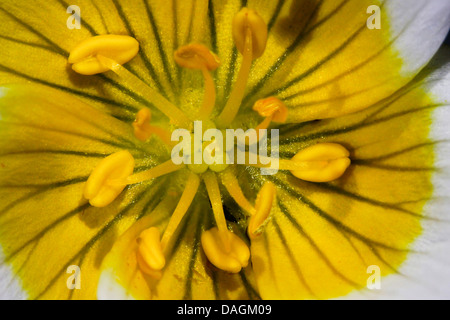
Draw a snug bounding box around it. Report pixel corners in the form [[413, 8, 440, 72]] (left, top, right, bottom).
[[267, 1, 285, 32], [0, 63, 138, 112], [57, 0, 98, 36], [208, 0, 218, 53], [183, 205, 204, 300], [111, 0, 169, 98], [0, 176, 87, 218], [271, 217, 316, 297], [0, 6, 68, 56], [241, 0, 338, 107], [272, 22, 367, 98], [5, 202, 91, 263], [32, 183, 153, 300], [263, 173, 409, 252], [239, 271, 261, 300], [0, 35, 57, 53], [142, 0, 175, 88], [278, 200, 364, 289], [280, 104, 447, 145], [286, 175, 428, 219]]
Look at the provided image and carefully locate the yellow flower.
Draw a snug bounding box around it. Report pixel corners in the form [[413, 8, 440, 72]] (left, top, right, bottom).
[[0, 0, 449, 300]]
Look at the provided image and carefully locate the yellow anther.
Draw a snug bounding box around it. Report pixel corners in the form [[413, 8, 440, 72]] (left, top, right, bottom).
[[248, 182, 275, 239], [290, 143, 351, 182], [201, 227, 250, 273], [136, 227, 165, 278], [83, 150, 135, 207], [253, 97, 288, 124], [68, 35, 139, 75], [174, 44, 220, 71], [132, 108, 173, 145], [232, 8, 267, 59]]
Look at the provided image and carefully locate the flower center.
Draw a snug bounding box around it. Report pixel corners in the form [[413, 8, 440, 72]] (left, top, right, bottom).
[[69, 7, 352, 277]]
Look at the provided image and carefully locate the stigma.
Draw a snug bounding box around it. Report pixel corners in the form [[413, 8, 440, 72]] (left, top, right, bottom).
[[290, 143, 351, 182]]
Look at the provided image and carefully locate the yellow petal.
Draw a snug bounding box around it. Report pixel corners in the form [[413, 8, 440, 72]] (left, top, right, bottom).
[[249, 58, 443, 299], [0, 84, 165, 299], [234, 0, 450, 123]]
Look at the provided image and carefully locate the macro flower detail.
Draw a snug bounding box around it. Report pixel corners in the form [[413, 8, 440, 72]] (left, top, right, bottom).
[[0, 0, 450, 300]]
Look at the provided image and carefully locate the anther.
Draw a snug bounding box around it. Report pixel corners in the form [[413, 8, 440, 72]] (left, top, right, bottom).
[[201, 227, 250, 273], [290, 143, 351, 182], [133, 108, 173, 145], [68, 35, 139, 75], [248, 182, 275, 239], [253, 97, 288, 128], [136, 227, 165, 278], [174, 44, 220, 71], [232, 8, 268, 59], [83, 150, 135, 207]]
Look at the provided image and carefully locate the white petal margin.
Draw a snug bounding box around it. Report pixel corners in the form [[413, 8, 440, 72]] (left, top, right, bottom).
[[386, 0, 450, 77], [344, 47, 450, 300], [97, 268, 135, 300], [0, 247, 27, 300]]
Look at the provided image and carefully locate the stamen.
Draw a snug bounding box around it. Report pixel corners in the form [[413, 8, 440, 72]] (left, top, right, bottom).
[[136, 227, 165, 279], [290, 143, 351, 182], [248, 154, 329, 171], [107, 160, 184, 187], [201, 227, 250, 273], [253, 97, 288, 132], [221, 169, 256, 216], [174, 44, 220, 71], [174, 44, 220, 119], [216, 8, 267, 128], [232, 8, 268, 59], [203, 171, 231, 252], [160, 172, 201, 250], [248, 182, 275, 239], [133, 107, 174, 146], [83, 150, 135, 207], [96, 54, 191, 128], [68, 35, 139, 75]]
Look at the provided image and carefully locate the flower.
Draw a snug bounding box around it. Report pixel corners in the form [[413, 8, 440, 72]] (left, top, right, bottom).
[[0, 0, 450, 300]]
